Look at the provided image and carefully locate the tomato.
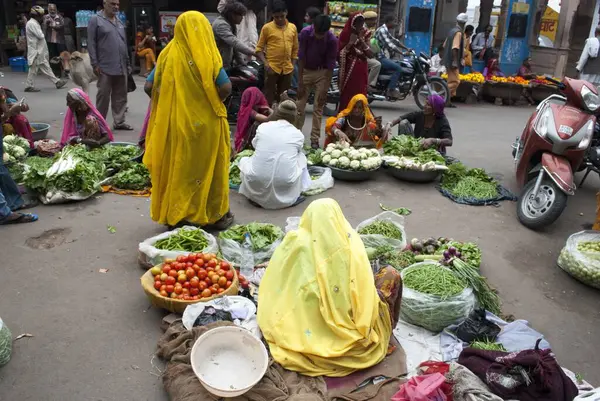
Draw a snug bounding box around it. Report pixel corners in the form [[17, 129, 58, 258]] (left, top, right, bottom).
[[186, 262, 193, 269], [168, 270, 178, 278], [194, 258, 205, 267], [186, 268, 196, 279], [190, 288, 200, 296], [210, 286, 218, 295], [218, 277, 227, 287], [151, 266, 162, 276], [198, 281, 208, 291], [153, 274, 160, 282], [188, 253, 197, 260], [176, 255, 185, 263], [189, 277, 199, 288], [198, 269, 208, 280], [177, 269, 185, 276], [220, 261, 231, 271], [178, 294, 185, 300], [192, 295, 199, 300], [160, 284, 167, 292], [165, 284, 175, 293], [201, 289, 212, 298], [154, 281, 162, 290], [204, 277, 212, 286], [215, 269, 225, 277], [238, 274, 246, 281], [177, 274, 187, 284], [192, 266, 200, 273], [211, 275, 220, 284], [170, 292, 178, 299], [162, 265, 171, 274], [241, 281, 249, 289], [165, 276, 176, 286], [217, 288, 225, 294], [206, 267, 215, 274], [159, 273, 167, 282], [183, 295, 191, 301], [206, 259, 216, 269], [225, 270, 234, 280], [182, 281, 190, 289], [174, 286, 183, 295], [160, 290, 169, 297], [202, 254, 212, 263], [226, 280, 232, 288]]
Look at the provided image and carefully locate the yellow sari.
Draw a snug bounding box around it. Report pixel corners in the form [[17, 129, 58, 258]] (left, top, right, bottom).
[[143, 11, 230, 226], [258, 198, 392, 377]]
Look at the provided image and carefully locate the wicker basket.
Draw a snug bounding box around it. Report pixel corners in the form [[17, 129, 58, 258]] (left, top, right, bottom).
[[140, 267, 240, 313]]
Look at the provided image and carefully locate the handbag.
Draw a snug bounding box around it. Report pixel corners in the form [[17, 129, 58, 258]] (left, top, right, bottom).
[[127, 73, 137, 93]]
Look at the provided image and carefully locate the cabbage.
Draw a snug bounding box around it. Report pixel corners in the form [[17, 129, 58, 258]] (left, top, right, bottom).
[[338, 156, 350, 168], [322, 154, 332, 164], [350, 160, 360, 170], [329, 158, 339, 167], [331, 149, 342, 158]]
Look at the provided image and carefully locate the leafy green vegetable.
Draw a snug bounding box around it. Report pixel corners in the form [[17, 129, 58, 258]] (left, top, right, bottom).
[[8, 163, 25, 183], [155, 228, 209, 252], [368, 245, 416, 270], [21, 156, 54, 191], [111, 162, 150, 190], [358, 221, 403, 240], [44, 145, 105, 193], [304, 146, 323, 166], [90, 145, 139, 170], [383, 135, 445, 165], [441, 162, 499, 200], [440, 241, 482, 267], [379, 203, 411, 215], [470, 340, 506, 351], [229, 150, 255, 186], [219, 222, 284, 251]]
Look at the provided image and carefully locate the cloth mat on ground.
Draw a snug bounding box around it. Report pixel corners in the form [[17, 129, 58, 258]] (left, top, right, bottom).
[[436, 184, 517, 207], [101, 185, 151, 197], [157, 320, 327, 401]]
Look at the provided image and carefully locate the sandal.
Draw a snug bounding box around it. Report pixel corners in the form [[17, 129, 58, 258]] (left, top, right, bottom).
[[0, 212, 38, 225], [16, 199, 39, 211], [113, 123, 134, 131]]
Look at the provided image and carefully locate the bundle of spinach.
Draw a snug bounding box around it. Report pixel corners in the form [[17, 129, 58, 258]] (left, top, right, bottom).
[[441, 162, 499, 200], [21, 156, 54, 191], [229, 149, 254, 186], [90, 145, 139, 170], [111, 162, 150, 190], [383, 135, 445, 165], [45, 145, 105, 193], [219, 222, 284, 251]]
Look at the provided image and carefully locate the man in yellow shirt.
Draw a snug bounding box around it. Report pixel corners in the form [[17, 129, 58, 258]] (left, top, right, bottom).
[[256, 0, 299, 105]]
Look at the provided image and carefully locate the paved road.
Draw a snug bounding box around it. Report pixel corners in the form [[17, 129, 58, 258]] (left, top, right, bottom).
[[0, 71, 598, 400]]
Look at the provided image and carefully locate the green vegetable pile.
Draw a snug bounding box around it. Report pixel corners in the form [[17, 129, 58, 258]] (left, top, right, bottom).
[[441, 162, 499, 200], [367, 245, 416, 270], [111, 163, 150, 190], [449, 258, 501, 314], [379, 203, 411, 216], [358, 221, 403, 240], [44, 145, 105, 193], [383, 135, 445, 165], [154, 228, 209, 252], [470, 340, 506, 351], [440, 241, 482, 267], [304, 146, 323, 166], [229, 150, 254, 186], [219, 222, 284, 251], [8, 163, 25, 183], [577, 241, 600, 253], [558, 234, 600, 289], [21, 156, 54, 191], [3, 135, 29, 164], [90, 145, 139, 170], [403, 264, 466, 299]]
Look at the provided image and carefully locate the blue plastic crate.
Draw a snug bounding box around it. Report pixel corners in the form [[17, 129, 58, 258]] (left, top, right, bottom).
[[10, 64, 29, 73], [9, 56, 27, 66]]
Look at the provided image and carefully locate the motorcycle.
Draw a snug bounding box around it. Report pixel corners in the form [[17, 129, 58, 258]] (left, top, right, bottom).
[[225, 61, 264, 123], [512, 76, 599, 230]]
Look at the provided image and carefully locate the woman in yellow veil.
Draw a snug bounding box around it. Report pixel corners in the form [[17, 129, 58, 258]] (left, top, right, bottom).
[[257, 198, 402, 377], [143, 11, 234, 229]]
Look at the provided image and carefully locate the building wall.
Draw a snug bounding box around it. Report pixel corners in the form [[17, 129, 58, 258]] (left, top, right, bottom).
[[433, 0, 467, 48]]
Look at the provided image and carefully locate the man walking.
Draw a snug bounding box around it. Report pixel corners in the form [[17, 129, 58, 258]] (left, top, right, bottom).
[[374, 15, 409, 99], [88, 0, 132, 130], [43, 4, 65, 59], [256, 0, 298, 105], [295, 14, 338, 149], [24, 6, 66, 92], [443, 13, 467, 107]]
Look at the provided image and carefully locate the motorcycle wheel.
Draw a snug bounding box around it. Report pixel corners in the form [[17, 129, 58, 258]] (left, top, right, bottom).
[[413, 77, 450, 110], [517, 178, 568, 230]]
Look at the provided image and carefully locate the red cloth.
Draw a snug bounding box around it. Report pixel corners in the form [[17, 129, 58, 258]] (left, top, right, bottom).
[[338, 13, 368, 112], [8, 114, 34, 148], [234, 87, 268, 153]]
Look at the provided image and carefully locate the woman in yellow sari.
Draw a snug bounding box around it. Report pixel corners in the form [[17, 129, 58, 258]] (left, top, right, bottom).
[[143, 11, 234, 229], [258, 198, 402, 377]]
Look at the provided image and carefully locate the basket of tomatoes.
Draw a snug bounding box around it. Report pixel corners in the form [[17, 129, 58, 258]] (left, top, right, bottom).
[[141, 253, 239, 313]]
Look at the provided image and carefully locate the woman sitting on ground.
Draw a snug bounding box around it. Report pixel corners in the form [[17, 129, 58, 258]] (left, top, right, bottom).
[[325, 94, 383, 148], [238, 100, 309, 210], [258, 198, 402, 377], [233, 87, 273, 153], [0, 87, 34, 148], [60, 88, 114, 148], [483, 57, 504, 80], [136, 25, 157, 77], [387, 94, 453, 155]]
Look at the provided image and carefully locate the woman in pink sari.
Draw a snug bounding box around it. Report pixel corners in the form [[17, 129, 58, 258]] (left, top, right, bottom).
[[233, 87, 272, 154], [0, 87, 34, 148], [60, 88, 114, 148]]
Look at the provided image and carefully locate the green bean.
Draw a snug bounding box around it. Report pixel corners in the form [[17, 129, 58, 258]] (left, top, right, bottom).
[[154, 228, 209, 252], [450, 177, 498, 200], [358, 221, 403, 240], [403, 264, 466, 299], [470, 340, 506, 351], [449, 258, 501, 314]]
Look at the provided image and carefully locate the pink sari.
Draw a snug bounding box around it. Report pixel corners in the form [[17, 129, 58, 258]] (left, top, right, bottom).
[[138, 103, 151, 149], [234, 87, 268, 152], [60, 88, 114, 146]]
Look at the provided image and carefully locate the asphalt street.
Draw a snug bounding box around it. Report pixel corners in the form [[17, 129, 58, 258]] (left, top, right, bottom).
[[0, 70, 599, 400]]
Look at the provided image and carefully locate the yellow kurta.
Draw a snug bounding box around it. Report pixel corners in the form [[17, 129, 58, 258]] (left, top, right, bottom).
[[143, 11, 230, 226], [257, 198, 392, 377]]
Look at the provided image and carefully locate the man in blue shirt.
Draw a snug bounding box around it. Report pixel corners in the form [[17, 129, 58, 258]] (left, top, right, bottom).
[[374, 15, 409, 99]]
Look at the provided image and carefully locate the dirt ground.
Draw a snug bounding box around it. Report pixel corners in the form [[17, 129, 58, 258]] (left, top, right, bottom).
[[0, 71, 599, 400]]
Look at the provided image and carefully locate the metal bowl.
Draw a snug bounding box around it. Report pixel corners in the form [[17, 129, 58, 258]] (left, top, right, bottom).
[[387, 165, 441, 183], [106, 141, 144, 162], [30, 123, 50, 141], [329, 166, 378, 181]]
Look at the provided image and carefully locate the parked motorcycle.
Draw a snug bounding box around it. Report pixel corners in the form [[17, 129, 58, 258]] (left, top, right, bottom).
[[225, 61, 263, 123], [512, 76, 599, 229]]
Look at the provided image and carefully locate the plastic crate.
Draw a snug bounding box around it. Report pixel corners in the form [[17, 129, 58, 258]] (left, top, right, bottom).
[[9, 57, 28, 73]]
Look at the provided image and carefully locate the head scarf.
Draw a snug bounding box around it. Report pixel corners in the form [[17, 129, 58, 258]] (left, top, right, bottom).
[[273, 100, 297, 125], [484, 58, 500, 80], [338, 12, 364, 56], [61, 88, 113, 146], [234, 87, 268, 152], [257, 198, 391, 377], [427, 94, 445, 118], [325, 94, 375, 135]]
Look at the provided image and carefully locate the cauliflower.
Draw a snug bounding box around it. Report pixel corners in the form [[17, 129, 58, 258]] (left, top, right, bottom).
[[322, 154, 332, 164], [340, 141, 350, 149], [2, 152, 9, 163], [4, 153, 16, 164], [331, 149, 342, 159], [348, 150, 360, 160], [326, 144, 335, 152], [329, 158, 339, 167], [369, 149, 380, 157], [338, 156, 350, 168], [14, 137, 30, 150], [350, 160, 360, 170], [342, 148, 351, 156], [12, 146, 26, 158], [358, 147, 368, 154], [360, 159, 370, 170], [3, 135, 18, 146], [359, 152, 368, 160]]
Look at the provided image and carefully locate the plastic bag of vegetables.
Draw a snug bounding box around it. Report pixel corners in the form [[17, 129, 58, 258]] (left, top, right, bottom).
[[302, 166, 334, 196], [138, 226, 219, 266], [356, 211, 407, 251], [218, 222, 284, 266], [557, 231, 600, 289], [399, 262, 475, 332], [0, 317, 12, 367]]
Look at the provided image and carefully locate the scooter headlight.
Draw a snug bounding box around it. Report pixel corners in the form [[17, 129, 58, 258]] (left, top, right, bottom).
[[534, 107, 553, 138], [581, 85, 600, 112], [577, 120, 595, 149]]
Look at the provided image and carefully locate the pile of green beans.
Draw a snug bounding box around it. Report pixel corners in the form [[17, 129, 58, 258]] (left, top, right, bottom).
[[403, 264, 466, 299], [450, 177, 498, 200], [470, 340, 506, 351], [359, 221, 403, 240], [154, 228, 209, 252]]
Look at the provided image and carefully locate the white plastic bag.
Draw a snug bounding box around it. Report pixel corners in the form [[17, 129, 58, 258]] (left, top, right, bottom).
[[400, 262, 475, 332], [356, 211, 408, 250], [285, 216, 301, 233], [557, 231, 600, 289], [39, 189, 97, 204], [575, 389, 600, 400], [302, 166, 334, 196], [0, 317, 12, 367], [218, 224, 283, 266], [138, 226, 219, 266]]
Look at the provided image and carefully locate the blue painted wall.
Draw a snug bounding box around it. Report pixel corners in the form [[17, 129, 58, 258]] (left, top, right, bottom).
[[404, 0, 436, 57], [499, 0, 535, 75]]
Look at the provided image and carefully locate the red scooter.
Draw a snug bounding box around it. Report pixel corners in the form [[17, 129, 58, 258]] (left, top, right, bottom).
[[512, 76, 599, 229]]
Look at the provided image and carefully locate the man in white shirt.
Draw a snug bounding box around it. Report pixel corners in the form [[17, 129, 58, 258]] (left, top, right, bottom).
[[24, 6, 66, 92], [471, 25, 495, 62], [576, 25, 600, 88]]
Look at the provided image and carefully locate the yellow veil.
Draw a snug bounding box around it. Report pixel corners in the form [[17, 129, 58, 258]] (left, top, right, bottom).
[[257, 198, 392, 377], [143, 11, 230, 226]]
